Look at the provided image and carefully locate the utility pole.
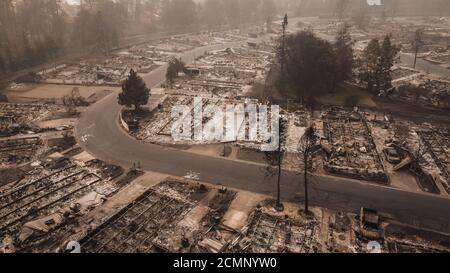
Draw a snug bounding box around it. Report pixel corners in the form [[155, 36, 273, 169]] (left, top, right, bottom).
[[413, 29, 423, 69], [280, 14, 288, 93]]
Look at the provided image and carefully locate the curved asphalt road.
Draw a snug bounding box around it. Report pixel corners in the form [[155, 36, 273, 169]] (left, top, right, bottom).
[[76, 41, 450, 233], [400, 53, 450, 78]]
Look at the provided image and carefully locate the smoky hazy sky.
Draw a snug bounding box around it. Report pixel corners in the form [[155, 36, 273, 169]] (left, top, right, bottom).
[[65, 0, 205, 4]]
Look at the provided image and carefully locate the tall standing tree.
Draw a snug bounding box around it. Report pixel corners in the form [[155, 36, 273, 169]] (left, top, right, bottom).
[[222, 0, 240, 26], [356, 38, 381, 93], [95, 11, 117, 53], [352, 0, 369, 30], [297, 126, 316, 215], [165, 57, 186, 85], [356, 35, 400, 93], [21, 33, 35, 66], [378, 35, 400, 91], [263, 118, 287, 212], [387, 0, 399, 21], [412, 29, 424, 69], [0, 53, 5, 75], [118, 69, 150, 111], [282, 31, 337, 105], [334, 24, 354, 85], [161, 0, 198, 30], [279, 14, 288, 96], [5, 46, 15, 72]]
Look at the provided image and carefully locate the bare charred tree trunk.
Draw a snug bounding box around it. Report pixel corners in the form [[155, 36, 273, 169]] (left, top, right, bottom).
[[304, 146, 309, 213], [276, 130, 282, 209], [280, 14, 288, 94], [264, 118, 286, 212], [298, 126, 315, 215], [413, 43, 418, 69]]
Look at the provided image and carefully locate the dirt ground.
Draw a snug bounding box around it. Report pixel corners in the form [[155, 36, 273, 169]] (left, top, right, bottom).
[[375, 98, 450, 126], [2, 84, 117, 104], [318, 83, 377, 108]]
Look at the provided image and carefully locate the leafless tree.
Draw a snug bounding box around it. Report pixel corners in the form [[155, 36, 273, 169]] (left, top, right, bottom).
[[297, 126, 316, 214], [263, 118, 287, 211], [62, 87, 85, 115]]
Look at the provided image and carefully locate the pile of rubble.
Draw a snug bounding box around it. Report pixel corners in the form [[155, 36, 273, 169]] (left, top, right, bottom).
[[0, 137, 43, 167], [132, 94, 307, 155], [391, 66, 421, 82], [36, 30, 251, 87], [0, 103, 58, 137], [153, 188, 237, 253], [417, 130, 450, 194], [321, 107, 388, 183], [393, 75, 450, 110], [77, 181, 208, 253], [225, 208, 320, 253], [0, 158, 123, 252], [166, 44, 274, 99], [424, 50, 450, 67]]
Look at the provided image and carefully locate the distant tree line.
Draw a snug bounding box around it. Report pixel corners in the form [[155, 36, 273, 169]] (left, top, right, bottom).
[[160, 0, 279, 31], [0, 0, 284, 78], [0, 0, 65, 76]]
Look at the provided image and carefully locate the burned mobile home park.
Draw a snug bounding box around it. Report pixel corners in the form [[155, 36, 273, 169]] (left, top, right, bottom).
[[0, 0, 449, 254]]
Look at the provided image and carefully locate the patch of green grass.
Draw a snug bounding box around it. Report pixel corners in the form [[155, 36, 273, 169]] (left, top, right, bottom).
[[318, 83, 377, 108]]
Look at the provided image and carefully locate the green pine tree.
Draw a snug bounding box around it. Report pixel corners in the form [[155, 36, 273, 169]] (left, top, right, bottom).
[[379, 35, 400, 91], [356, 36, 400, 93], [334, 24, 354, 84], [118, 69, 150, 111], [356, 39, 381, 92]]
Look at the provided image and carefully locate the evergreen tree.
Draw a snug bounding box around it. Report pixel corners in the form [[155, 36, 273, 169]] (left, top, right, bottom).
[[356, 36, 400, 93], [166, 57, 186, 85], [334, 24, 354, 85], [282, 31, 337, 105], [22, 33, 35, 66], [161, 0, 198, 30], [95, 11, 116, 53], [356, 39, 381, 92], [379, 35, 400, 91], [118, 69, 150, 111], [44, 35, 60, 59], [5, 46, 15, 72]]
